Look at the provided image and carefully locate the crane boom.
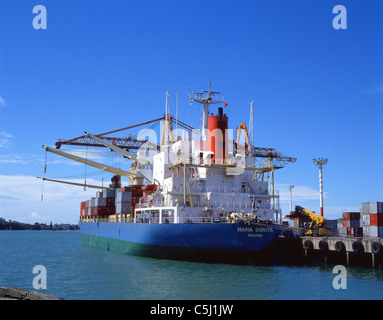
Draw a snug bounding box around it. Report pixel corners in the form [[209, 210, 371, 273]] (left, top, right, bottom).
[[85, 132, 138, 162], [37, 177, 107, 189], [236, 122, 252, 155], [42, 145, 143, 180]]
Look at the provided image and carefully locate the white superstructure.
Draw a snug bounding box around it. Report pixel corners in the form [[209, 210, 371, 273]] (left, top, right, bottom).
[[134, 83, 283, 224]]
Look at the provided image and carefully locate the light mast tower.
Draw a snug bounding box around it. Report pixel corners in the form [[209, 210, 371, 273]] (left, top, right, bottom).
[[313, 158, 328, 217], [287, 185, 294, 214]]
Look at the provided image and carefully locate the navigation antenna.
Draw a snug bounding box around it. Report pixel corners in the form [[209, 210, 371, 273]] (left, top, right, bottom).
[[249, 100, 254, 150], [189, 81, 224, 140]]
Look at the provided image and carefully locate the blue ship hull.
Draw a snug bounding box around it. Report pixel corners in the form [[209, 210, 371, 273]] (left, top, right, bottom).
[[80, 222, 281, 264]]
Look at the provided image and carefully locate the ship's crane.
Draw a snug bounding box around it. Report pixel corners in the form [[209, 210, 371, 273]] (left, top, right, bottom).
[[55, 117, 164, 151], [42, 145, 145, 185], [41, 115, 199, 189], [236, 122, 252, 155]]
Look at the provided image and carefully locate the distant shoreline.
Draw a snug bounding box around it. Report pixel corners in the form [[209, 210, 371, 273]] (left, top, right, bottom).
[[0, 217, 79, 231]]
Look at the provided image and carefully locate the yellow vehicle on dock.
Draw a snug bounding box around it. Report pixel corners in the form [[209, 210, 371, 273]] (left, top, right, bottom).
[[286, 205, 331, 236]]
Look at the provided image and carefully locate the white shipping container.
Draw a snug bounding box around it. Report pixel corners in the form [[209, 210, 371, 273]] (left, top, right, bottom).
[[362, 202, 370, 214], [90, 197, 96, 208], [369, 202, 383, 214], [363, 226, 370, 237], [339, 227, 347, 236], [362, 214, 370, 226], [370, 225, 379, 237]]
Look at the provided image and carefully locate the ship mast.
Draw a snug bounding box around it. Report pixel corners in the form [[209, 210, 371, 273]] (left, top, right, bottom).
[[189, 81, 224, 141]]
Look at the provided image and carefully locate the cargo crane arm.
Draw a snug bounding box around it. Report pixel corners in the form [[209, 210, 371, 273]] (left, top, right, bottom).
[[37, 177, 107, 189], [42, 145, 143, 180], [85, 132, 138, 162], [84, 132, 152, 182], [236, 123, 252, 155]]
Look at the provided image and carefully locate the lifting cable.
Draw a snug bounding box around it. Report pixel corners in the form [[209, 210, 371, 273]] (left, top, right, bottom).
[[84, 146, 88, 190], [41, 149, 48, 201]]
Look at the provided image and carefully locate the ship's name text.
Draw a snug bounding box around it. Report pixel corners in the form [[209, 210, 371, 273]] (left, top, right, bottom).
[[237, 227, 273, 233]]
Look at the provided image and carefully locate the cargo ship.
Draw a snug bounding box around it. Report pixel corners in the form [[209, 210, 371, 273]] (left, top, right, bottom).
[[42, 82, 297, 264]]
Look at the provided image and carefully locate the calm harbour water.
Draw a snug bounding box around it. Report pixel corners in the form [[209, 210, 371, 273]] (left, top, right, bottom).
[[1, 230, 383, 300]]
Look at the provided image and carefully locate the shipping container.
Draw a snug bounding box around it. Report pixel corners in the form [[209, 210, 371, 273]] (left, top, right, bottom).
[[105, 207, 115, 215], [342, 220, 349, 228], [370, 226, 379, 238], [362, 202, 370, 214], [363, 226, 370, 237], [116, 202, 132, 214], [339, 227, 347, 236], [106, 197, 115, 207], [368, 214, 383, 226], [362, 214, 370, 226], [369, 202, 383, 214], [379, 226, 383, 238], [350, 219, 360, 228], [121, 186, 143, 197], [103, 188, 116, 198], [95, 197, 106, 207], [90, 197, 96, 208], [115, 191, 132, 203], [347, 227, 354, 237], [342, 212, 360, 220], [354, 227, 363, 237], [94, 207, 106, 216]]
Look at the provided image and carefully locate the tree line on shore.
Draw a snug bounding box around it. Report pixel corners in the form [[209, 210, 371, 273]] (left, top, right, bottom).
[[0, 217, 79, 231]]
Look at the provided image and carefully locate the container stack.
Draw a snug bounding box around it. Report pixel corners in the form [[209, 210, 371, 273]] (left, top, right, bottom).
[[115, 190, 132, 215], [325, 219, 338, 235], [94, 194, 106, 216], [120, 186, 143, 212], [80, 201, 86, 217], [362, 202, 383, 238], [103, 188, 116, 215], [337, 219, 345, 236], [342, 212, 362, 237]]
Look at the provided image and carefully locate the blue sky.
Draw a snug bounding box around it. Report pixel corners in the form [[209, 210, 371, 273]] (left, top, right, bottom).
[[0, 0, 382, 224]]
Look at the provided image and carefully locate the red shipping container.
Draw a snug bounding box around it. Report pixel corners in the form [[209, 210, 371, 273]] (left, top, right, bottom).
[[342, 220, 349, 227], [370, 214, 378, 226], [121, 186, 143, 197], [105, 207, 115, 215], [354, 227, 363, 237], [343, 212, 360, 220], [95, 207, 106, 216], [369, 214, 383, 226], [343, 212, 350, 220], [106, 197, 114, 207], [347, 227, 354, 236]]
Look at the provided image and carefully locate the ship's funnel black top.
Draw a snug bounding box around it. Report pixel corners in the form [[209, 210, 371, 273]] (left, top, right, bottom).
[[218, 107, 223, 117]]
